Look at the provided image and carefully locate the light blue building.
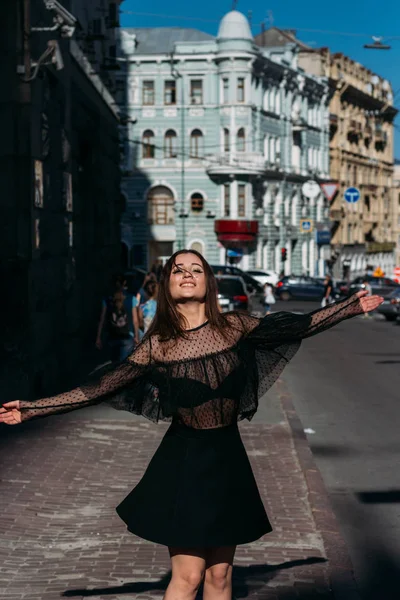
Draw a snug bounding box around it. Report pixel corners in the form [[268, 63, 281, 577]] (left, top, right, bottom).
[[117, 11, 331, 275]]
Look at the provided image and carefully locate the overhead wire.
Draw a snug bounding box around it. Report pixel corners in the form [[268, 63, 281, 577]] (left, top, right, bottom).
[[121, 10, 400, 41]]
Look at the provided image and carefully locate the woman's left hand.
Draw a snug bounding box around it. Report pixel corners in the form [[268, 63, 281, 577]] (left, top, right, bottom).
[[355, 290, 384, 313]]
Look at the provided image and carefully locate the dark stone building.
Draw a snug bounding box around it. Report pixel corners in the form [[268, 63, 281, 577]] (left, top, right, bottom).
[[0, 0, 123, 399]]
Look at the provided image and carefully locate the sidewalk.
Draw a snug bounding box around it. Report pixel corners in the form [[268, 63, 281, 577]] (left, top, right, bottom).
[[0, 380, 361, 600]]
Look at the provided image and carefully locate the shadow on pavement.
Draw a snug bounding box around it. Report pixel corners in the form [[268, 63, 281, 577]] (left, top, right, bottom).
[[61, 556, 327, 598], [356, 490, 400, 504]]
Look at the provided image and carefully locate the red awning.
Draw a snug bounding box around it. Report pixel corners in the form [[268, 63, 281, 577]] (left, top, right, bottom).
[[217, 233, 256, 242]]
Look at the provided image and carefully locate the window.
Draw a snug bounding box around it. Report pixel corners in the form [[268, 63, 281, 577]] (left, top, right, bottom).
[[237, 128, 245, 152], [223, 128, 230, 153], [238, 184, 246, 217], [190, 192, 204, 213], [190, 129, 203, 158], [224, 184, 230, 217], [34, 218, 40, 249], [143, 81, 155, 105], [237, 77, 245, 103], [164, 130, 177, 158], [147, 185, 174, 225], [142, 130, 155, 159], [222, 78, 229, 104], [190, 80, 203, 105], [365, 195, 370, 211], [68, 221, 73, 247], [164, 80, 176, 105]]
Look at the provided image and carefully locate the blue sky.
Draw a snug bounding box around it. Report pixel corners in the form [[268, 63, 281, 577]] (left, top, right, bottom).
[[121, 0, 400, 157]]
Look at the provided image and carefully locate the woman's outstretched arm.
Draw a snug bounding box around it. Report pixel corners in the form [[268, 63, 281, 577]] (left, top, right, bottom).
[[0, 338, 152, 424], [301, 290, 383, 339]]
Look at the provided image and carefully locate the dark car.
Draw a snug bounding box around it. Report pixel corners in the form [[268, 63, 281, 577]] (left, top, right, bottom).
[[216, 275, 250, 312], [377, 288, 400, 321], [211, 265, 264, 295], [347, 275, 400, 298], [275, 275, 326, 301], [215, 275, 264, 315]]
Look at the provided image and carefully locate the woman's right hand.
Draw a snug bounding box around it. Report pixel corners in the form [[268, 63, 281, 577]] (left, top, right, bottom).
[[0, 401, 22, 425], [95, 338, 103, 350]]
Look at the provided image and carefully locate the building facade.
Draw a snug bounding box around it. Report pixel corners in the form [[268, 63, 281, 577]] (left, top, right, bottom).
[[118, 11, 331, 275], [0, 0, 122, 399], [257, 29, 398, 279]]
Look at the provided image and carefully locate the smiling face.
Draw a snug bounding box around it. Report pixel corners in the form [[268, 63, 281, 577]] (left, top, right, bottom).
[[169, 252, 207, 303]]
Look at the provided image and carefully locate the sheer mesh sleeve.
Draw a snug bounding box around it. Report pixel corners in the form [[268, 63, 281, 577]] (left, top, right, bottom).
[[235, 295, 363, 420], [19, 339, 154, 422]]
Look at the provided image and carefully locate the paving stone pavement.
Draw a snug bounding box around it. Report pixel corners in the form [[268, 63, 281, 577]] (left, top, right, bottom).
[[0, 391, 358, 600]]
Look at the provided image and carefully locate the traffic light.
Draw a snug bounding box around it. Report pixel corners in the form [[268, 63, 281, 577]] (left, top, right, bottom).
[[281, 247, 287, 262]]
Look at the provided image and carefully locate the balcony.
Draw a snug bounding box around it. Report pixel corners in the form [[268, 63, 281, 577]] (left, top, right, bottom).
[[214, 219, 258, 245], [205, 152, 266, 176]]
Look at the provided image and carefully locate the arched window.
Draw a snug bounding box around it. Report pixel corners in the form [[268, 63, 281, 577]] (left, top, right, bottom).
[[190, 192, 204, 213], [237, 128, 245, 152], [190, 241, 204, 255], [147, 185, 174, 225], [142, 130, 155, 159], [164, 130, 177, 158], [190, 129, 203, 158], [223, 128, 230, 153]]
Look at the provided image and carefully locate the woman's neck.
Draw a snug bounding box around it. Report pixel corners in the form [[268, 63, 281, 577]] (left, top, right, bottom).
[[176, 302, 207, 330]]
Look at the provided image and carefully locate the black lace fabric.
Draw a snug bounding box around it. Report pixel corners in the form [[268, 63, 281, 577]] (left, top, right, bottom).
[[20, 295, 363, 428]]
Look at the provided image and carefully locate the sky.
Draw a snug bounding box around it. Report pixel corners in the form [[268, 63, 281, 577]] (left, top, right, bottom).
[[120, 0, 400, 158]]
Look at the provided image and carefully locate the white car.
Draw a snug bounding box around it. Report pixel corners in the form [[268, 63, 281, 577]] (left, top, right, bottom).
[[246, 269, 279, 287]]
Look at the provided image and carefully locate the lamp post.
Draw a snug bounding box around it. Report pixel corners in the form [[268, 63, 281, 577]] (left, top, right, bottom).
[[170, 53, 186, 250]]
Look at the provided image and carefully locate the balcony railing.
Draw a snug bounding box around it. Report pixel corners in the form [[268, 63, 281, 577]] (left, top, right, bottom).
[[205, 152, 267, 175]]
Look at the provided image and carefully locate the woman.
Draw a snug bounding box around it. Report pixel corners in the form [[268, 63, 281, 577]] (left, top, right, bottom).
[[138, 280, 158, 336], [1, 250, 382, 600], [321, 274, 333, 308], [263, 282, 275, 315], [96, 274, 139, 362]]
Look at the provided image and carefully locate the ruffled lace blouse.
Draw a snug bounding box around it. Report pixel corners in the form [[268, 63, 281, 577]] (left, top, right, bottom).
[[20, 296, 363, 428]]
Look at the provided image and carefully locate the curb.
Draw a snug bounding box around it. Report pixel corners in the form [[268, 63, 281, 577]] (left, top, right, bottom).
[[276, 378, 362, 600]]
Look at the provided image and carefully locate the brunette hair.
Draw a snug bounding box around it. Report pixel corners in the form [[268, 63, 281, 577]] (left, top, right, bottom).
[[146, 249, 230, 341], [144, 280, 158, 298]]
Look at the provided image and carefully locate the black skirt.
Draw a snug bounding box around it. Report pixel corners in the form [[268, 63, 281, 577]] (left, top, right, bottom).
[[116, 422, 272, 547]]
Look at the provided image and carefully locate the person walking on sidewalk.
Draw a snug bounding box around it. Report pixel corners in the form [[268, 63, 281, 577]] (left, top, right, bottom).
[[321, 274, 333, 308], [1, 249, 383, 600], [96, 274, 139, 363]]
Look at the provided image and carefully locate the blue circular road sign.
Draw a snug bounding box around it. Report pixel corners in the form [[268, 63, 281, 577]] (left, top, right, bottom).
[[344, 187, 360, 203]]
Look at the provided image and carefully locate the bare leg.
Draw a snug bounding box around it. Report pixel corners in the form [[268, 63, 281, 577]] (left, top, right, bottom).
[[203, 546, 236, 600], [164, 547, 206, 600]]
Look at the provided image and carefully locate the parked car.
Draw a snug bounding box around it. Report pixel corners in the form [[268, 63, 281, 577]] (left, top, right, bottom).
[[275, 275, 326, 301], [377, 288, 400, 321], [347, 275, 400, 298], [246, 269, 279, 287], [215, 275, 264, 316], [211, 265, 264, 296]]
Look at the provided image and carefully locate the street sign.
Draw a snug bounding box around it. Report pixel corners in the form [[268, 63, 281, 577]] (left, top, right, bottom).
[[302, 180, 321, 199], [300, 219, 313, 233], [321, 182, 339, 202], [316, 230, 331, 245], [344, 187, 360, 203]]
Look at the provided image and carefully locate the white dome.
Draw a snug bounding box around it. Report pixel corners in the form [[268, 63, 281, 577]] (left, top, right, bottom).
[[217, 10, 253, 40]]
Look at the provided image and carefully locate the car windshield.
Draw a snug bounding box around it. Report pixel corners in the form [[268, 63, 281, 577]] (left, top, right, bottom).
[[217, 279, 245, 295], [248, 270, 269, 276]]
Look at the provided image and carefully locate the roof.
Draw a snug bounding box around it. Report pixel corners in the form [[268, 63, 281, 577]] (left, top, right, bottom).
[[254, 27, 312, 50], [123, 27, 215, 54], [217, 10, 253, 40]]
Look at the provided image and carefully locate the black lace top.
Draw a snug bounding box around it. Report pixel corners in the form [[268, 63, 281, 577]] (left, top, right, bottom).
[[20, 296, 363, 428]]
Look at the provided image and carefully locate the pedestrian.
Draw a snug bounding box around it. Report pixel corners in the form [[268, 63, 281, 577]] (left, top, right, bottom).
[[95, 274, 139, 363], [321, 274, 334, 308], [263, 283, 275, 315], [363, 278, 373, 319], [137, 280, 158, 339], [1, 249, 383, 600]]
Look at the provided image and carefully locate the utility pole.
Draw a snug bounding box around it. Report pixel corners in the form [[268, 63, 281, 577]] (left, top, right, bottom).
[[170, 52, 186, 250]]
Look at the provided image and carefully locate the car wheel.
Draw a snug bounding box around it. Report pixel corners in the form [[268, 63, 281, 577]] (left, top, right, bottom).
[[384, 315, 397, 321], [280, 291, 292, 301]]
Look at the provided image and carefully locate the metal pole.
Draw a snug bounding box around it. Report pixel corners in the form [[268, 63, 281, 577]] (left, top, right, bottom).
[[180, 76, 185, 250]]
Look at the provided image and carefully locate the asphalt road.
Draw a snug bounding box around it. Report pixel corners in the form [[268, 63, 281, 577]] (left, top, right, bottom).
[[274, 299, 400, 598]]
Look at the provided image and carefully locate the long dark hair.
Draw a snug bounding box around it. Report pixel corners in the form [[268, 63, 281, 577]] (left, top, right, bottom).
[[146, 249, 229, 341]]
